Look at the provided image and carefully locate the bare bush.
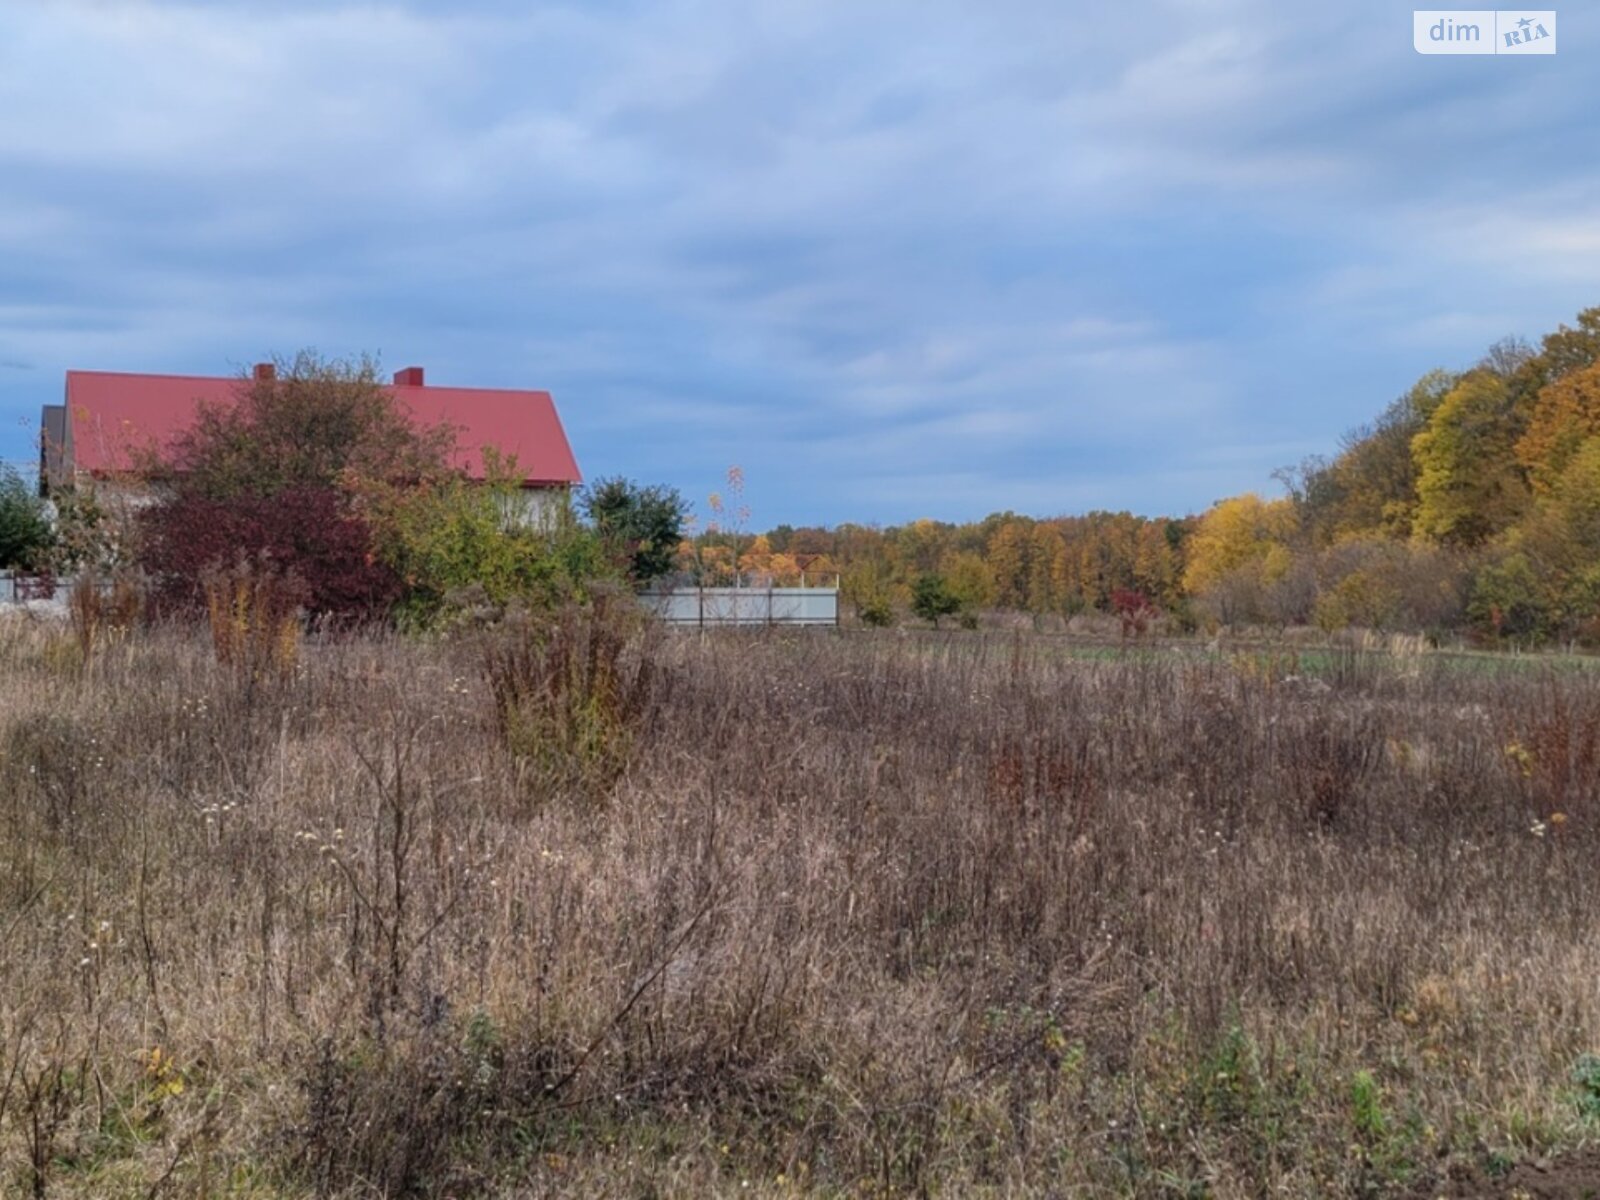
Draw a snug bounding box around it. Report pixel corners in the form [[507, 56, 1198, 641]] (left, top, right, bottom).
[[482, 588, 664, 799], [202, 559, 303, 679]]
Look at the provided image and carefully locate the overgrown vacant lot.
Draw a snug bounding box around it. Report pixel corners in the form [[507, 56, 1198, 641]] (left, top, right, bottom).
[[3, 615, 1600, 1197]]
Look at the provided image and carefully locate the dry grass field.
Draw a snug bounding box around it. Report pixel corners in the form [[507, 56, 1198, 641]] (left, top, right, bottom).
[[3, 608, 1600, 1197]]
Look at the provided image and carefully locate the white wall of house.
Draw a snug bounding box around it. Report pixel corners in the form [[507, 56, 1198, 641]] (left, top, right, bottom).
[[496, 486, 572, 531], [78, 478, 163, 513]]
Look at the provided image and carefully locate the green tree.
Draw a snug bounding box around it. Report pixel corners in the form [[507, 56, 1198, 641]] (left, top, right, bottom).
[[942, 550, 995, 613], [843, 560, 896, 626], [581, 476, 687, 586], [1511, 438, 1600, 634], [911, 573, 961, 627], [1412, 371, 1528, 546], [0, 465, 53, 570], [1468, 553, 1554, 645], [367, 470, 609, 625], [1541, 437, 1600, 552]]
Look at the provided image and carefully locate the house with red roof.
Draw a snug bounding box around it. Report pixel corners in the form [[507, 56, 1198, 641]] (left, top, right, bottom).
[[40, 363, 581, 520]]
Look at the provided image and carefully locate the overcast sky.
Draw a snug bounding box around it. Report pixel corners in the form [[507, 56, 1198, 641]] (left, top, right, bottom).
[[1, 1, 1596, 526]]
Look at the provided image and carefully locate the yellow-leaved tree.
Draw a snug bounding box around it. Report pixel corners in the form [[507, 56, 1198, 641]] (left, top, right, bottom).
[[941, 550, 996, 612], [986, 519, 1034, 609], [1181, 494, 1297, 597], [1412, 371, 1528, 546]]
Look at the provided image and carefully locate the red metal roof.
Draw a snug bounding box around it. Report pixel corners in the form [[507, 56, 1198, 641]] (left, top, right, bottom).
[[62, 369, 581, 486]]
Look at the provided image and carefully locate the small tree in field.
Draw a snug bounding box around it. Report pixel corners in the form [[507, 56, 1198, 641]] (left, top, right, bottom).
[[911, 573, 961, 628], [843, 561, 896, 626], [581, 476, 687, 587], [1111, 588, 1158, 639]]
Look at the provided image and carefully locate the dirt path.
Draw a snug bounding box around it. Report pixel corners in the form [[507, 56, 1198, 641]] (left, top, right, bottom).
[[1416, 1150, 1600, 1198]]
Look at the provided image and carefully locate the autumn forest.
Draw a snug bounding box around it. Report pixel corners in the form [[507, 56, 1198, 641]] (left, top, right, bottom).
[[691, 306, 1600, 644]]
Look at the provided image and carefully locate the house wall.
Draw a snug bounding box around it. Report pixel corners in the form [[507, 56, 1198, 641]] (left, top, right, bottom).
[[40, 406, 67, 496], [79, 478, 164, 514], [63, 477, 563, 524], [496, 486, 572, 531]]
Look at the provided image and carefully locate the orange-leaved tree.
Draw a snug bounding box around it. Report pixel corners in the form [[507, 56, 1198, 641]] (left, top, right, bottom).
[[1517, 360, 1600, 495]]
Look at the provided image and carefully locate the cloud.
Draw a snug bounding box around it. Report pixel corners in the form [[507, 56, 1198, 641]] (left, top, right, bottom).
[[0, 0, 1596, 516]]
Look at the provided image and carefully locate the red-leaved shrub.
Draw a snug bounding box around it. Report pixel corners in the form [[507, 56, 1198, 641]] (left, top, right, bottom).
[[1111, 587, 1158, 638], [141, 486, 400, 621]]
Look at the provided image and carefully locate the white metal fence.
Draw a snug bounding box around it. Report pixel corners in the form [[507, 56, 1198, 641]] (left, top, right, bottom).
[[643, 586, 838, 627], [2, 574, 842, 627], [0, 570, 62, 605]]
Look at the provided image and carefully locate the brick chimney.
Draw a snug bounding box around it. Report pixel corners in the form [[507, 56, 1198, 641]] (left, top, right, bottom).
[[393, 366, 425, 387], [252, 362, 276, 381]]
